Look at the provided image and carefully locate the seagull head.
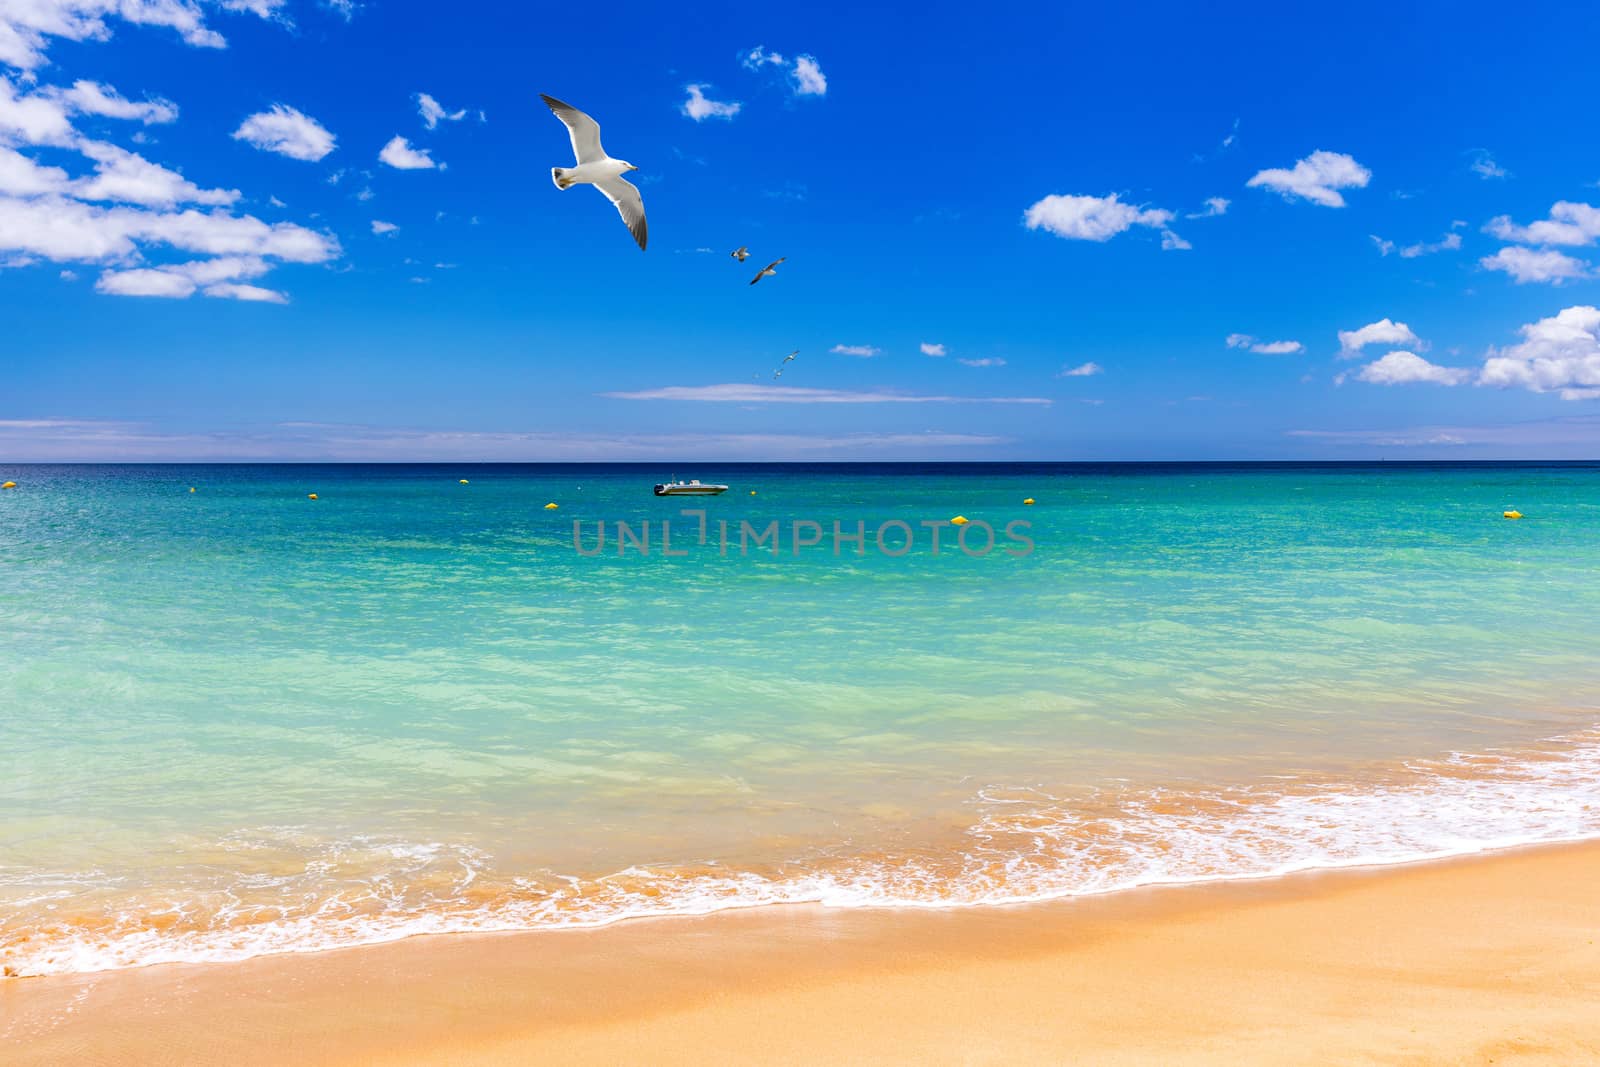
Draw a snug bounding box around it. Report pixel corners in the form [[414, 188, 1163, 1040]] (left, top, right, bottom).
[[622, 162, 640, 172]]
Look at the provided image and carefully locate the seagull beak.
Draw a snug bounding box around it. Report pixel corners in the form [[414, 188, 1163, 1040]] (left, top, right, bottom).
[[628, 164, 640, 172]]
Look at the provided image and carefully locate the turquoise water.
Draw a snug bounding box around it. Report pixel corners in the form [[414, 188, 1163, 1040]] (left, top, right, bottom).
[[4, 462, 1600, 976]]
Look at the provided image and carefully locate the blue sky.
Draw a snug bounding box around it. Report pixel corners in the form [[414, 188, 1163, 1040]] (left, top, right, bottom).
[[4, 0, 1600, 461]]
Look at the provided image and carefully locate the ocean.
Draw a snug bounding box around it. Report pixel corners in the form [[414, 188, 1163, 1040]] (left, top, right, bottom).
[[3, 462, 1599, 977]]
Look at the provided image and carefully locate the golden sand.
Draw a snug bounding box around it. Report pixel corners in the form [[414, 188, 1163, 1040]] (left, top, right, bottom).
[[6, 841, 1600, 1065]]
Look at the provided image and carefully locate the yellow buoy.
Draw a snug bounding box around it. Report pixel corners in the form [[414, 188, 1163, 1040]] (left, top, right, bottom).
[[1, 481, 15, 489], [1504, 510, 1522, 520], [950, 515, 970, 526], [189, 487, 196, 493], [749, 490, 757, 496], [1023, 498, 1035, 505], [544, 502, 558, 510], [459, 479, 469, 484], [308, 493, 319, 500]]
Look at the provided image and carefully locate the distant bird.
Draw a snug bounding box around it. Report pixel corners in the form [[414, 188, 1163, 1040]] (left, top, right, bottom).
[[731, 246, 750, 262], [772, 368, 783, 380], [780, 349, 799, 366], [749, 257, 786, 285], [540, 94, 647, 251], [771, 349, 798, 380]]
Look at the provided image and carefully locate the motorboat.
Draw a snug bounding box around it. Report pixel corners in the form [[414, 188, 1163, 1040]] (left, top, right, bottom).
[[653, 477, 729, 496]]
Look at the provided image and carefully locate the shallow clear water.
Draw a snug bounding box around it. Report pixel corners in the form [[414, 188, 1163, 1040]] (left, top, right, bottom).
[[3, 462, 1599, 975]]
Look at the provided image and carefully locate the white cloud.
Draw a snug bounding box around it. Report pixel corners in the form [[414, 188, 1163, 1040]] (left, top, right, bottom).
[[0, 145, 69, 195], [1480, 246, 1590, 285], [1023, 192, 1176, 244], [1160, 229, 1191, 251], [75, 140, 238, 207], [378, 135, 437, 170], [49, 80, 177, 124], [792, 55, 826, 96], [415, 92, 466, 129], [959, 357, 1005, 367], [1470, 151, 1509, 180], [1484, 202, 1600, 247], [95, 267, 194, 297], [1246, 150, 1370, 207], [1186, 196, 1229, 218], [1059, 361, 1102, 377], [322, 0, 359, 21], [1227, 334, 1304, 355], [680, 84, 740, 122], [204, 281, 286, 303], [370, 219, 397, 234], [0, 194, 338, 274], [831, 343, 881, 358], [1, 74, 74, 145], [94, 255, 281, 301], [1370, 235, 1395, 256], [1337, 318, 1424, 357], [603, 383, 1050, 404], [232, 105, 336, 162], [1355, 351, 1470, 386], [1479, 305, 1600, 399], [919, 342, 946, 357], [0, 0, 280, 69]]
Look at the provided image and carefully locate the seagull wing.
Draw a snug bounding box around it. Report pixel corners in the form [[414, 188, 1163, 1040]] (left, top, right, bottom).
[[540, 94, 606, 164], [592, 174, 647, 251]]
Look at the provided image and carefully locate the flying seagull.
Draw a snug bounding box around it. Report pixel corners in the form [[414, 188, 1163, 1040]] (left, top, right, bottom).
[[780, 349, 798, 366], [771, 349, 799, 380], [749, 257, 786, 285], [731, 246, 750, 262], [540, 94, 647, 251]]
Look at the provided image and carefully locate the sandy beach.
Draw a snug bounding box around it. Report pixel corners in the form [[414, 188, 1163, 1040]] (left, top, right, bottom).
[[6, 840, 1599, 1065]]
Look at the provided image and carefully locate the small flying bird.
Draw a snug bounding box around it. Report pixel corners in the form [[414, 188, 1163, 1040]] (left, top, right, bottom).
[[731, 246, 750, 262], [749, 257, 786, 285], [771, 349, 798, 380], [540, 94, 647, 251]]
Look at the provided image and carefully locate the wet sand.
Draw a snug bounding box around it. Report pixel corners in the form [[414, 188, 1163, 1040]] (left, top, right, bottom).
[[6, 841, 1600, 1065]]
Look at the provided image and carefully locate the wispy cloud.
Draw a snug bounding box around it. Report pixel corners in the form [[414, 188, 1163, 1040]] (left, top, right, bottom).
[[740, 46, 828, 97], [958, 357, 1006, 367], [415, 93, 468, 130], [920, 342, 946, 357], [831, 343, 881, 358], [1186, 196, 1229, 219], [1059, 361, 1103, 377], [1469, 150, 1510, 180], [1226, 334, 1303, 355], [601, 384, 1050, 405], [0, 419, 1009, 461]]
